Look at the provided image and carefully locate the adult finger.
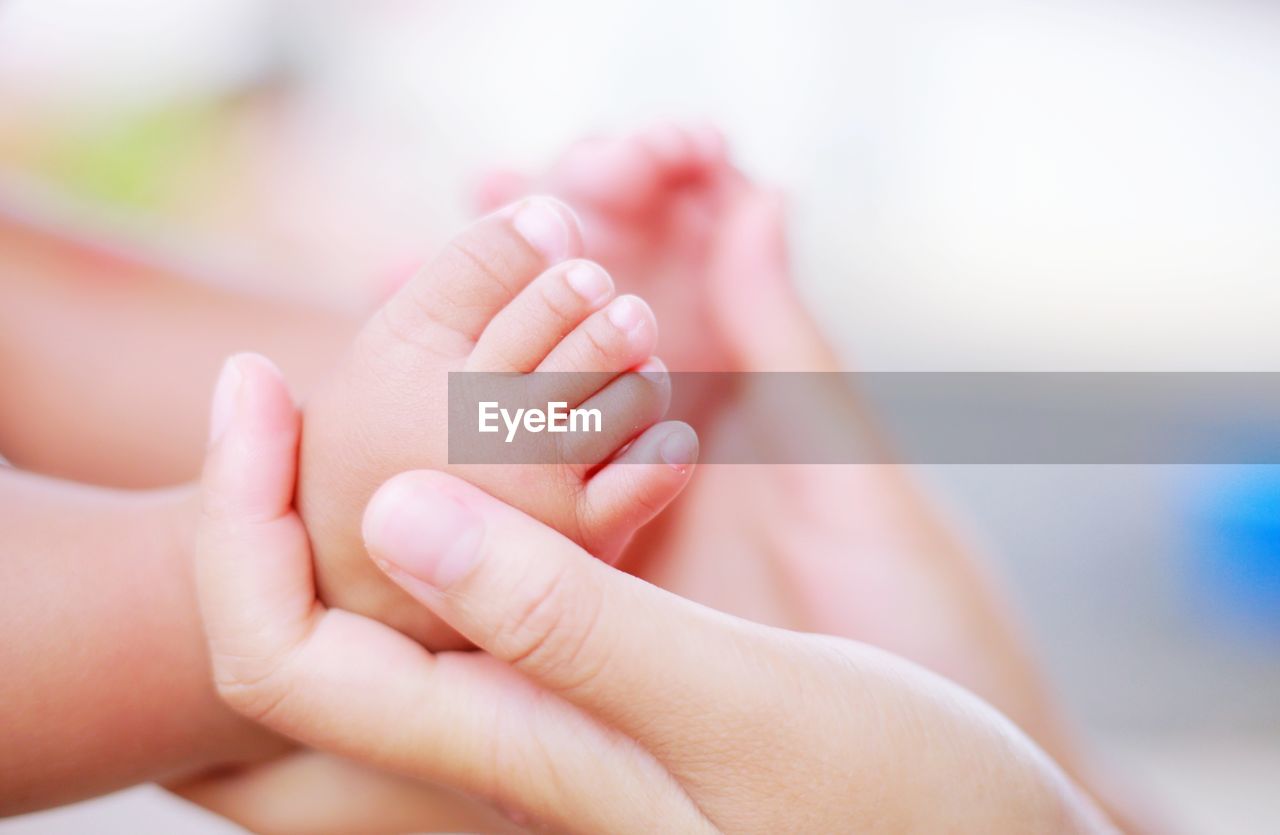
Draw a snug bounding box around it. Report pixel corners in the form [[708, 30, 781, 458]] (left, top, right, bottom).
[[363, 470, 777, 761], [195, 358, 705, 834], [169, 750, 520, 835], [197, 352, 320, 694]]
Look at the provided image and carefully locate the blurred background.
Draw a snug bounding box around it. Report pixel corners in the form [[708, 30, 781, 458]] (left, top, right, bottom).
[[1, 0, 1277, 831]]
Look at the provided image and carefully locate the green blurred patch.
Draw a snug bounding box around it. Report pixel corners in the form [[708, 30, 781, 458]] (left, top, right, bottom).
[[35, 100, 227, 212]]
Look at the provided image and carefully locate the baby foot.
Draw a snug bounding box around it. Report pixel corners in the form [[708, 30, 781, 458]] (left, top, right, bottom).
[[298, 197, 698, 648], [475, 123, 742, 373]]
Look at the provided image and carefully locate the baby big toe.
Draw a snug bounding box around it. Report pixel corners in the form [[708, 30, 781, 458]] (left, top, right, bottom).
[[378, 196, 583, 349]]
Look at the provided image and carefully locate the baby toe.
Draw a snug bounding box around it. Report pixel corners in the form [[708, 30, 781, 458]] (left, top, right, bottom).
[[533, 295, 658, 404], [466, 260, 616, 373], [578, 419, 699, 560], [378, 196, 582, 348], [560, 358, 672, 472]]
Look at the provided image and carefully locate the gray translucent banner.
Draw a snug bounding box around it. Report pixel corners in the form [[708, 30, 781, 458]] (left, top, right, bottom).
[[448, 372, 1280, 465]]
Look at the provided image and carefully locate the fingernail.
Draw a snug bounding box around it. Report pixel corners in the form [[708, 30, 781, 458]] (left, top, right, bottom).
[[513, 197, 573, 264], [658, 425, 699, 471], [208, 357, 243, 445], [606, 295, 648, 334], [565, 262, 613, 306], [364, 478, 484, 591]]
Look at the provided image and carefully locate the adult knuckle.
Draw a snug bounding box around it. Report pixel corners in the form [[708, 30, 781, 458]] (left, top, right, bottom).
[[210, 653, 296, 725], [500, 570, 607, 691], [206, 627, 312, 726]]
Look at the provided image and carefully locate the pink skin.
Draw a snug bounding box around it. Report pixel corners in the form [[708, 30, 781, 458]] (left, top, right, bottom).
[[473, 123, 743, 375], [474, 127, 1145, 828], [166, 127, 1150, 833], [0, 125, 1147, 829], [477, 126, 1049, 710]]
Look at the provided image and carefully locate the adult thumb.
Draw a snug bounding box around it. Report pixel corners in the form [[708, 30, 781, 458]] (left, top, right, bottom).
[[362, 470, 764, 760]]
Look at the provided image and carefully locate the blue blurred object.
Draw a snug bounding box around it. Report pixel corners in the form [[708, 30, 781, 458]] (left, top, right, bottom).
[[1189, 466, 1280, 636]]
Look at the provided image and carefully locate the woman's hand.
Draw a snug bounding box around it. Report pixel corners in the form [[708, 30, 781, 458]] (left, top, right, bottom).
[[620, 185, 1158, 834], [169, 749, 522, 835], [193, 353, 1113, 833]]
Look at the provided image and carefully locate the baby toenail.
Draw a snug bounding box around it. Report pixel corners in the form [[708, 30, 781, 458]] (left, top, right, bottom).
[[658, 426, 699, 471], [513, 198, 572, 264], [566, 263, 613, 306], [606, 296, 647, 333]]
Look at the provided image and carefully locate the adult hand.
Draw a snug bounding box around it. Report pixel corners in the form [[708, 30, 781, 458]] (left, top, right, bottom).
[[194, 353, 1112, 833], [624, 184, 1160, 833], [627, 183, 1087, 774], [170, 749, 520, 834]]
